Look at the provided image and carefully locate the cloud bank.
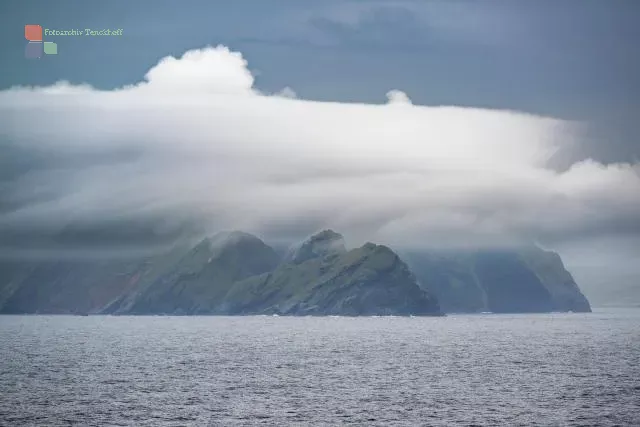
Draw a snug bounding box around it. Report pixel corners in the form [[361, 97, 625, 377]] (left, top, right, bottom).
[[1, 45, 639, 257]]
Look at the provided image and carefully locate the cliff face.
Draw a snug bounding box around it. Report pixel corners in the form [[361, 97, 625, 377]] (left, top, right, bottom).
[[518, 247, 591, 312], [404, 246, 591, 313]]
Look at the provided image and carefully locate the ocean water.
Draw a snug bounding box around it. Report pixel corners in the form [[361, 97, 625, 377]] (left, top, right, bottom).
[[1, 310, 638, 426]]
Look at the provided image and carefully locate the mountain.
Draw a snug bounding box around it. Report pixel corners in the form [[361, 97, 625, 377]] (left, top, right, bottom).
[[0, 230, 590, 315], [107, 230, 441, 316], [220, 234, 442, 316], [403, 246, 591, 313], [0, 230, 442, 316], [104, 231, 281, 315]]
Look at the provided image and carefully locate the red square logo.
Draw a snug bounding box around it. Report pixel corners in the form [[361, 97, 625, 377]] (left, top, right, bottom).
[[25, 24, 42, 41]]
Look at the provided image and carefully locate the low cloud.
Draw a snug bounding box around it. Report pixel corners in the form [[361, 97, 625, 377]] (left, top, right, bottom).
[[1, 45, 639, 257]]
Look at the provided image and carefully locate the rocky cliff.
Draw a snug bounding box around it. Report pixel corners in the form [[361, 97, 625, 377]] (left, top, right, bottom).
[[403, 246, 591, 313]]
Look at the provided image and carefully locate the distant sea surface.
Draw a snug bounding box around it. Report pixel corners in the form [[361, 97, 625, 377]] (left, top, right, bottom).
[[1, 309, 639, 426]]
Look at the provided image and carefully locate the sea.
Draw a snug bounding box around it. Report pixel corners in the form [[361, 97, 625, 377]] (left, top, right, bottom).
[[1, 309, 638, 426]]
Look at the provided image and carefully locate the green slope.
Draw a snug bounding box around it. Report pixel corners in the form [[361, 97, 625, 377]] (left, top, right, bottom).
[[222, 239, 442, 316]]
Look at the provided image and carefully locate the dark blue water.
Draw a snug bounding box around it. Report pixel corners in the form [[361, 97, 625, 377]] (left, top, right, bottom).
[[1, 309, 639, 426]]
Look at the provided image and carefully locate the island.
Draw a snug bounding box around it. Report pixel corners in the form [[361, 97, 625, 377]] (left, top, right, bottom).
[[0, 230, 590, 315]]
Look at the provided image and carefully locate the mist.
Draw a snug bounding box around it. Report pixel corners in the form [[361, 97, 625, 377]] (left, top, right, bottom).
[[1, 45, 639, 261]]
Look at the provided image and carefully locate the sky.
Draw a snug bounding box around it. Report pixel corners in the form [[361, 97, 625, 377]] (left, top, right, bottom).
[[0, 1, 639, 301]]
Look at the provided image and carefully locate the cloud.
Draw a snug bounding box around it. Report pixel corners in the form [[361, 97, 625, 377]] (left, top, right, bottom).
[[140, 46, 255, 94], [386, 90, 412, 105], [274, 87, 297, 99], [0, 45, 639, 258]]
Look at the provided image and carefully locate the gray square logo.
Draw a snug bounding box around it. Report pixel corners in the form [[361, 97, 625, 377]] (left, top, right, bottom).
[[25, 42, 42, 59]]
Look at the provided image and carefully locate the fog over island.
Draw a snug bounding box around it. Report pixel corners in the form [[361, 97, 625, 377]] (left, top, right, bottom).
[[1, 44, 639, 306]]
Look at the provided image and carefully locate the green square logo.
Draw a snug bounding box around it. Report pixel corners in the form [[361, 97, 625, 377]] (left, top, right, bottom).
[[43, 42, 57, 55]]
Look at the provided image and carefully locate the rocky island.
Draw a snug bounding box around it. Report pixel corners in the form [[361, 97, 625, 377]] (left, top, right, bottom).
[[0, 230, 590, 315]]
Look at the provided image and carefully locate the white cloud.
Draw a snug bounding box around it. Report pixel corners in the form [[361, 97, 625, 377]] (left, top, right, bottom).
[[386, 90, 412, 105], [141, 45, 255, 94], [1, 45, 639, 254]]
